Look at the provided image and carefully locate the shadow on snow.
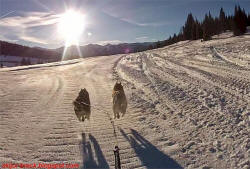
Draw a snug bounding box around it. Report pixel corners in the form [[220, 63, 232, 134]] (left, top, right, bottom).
[[120, 128, 183, 169], [81, 133, 109, 168], [81, 128, 183, 169]]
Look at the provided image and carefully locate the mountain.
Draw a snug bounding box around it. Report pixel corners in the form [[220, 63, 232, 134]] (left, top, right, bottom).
[[0, 40, 155, 63], [55, 42, 154, 60], [0, 41, 61, 61]]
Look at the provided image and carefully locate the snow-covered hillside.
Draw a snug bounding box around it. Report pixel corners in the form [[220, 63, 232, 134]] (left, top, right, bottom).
[[116, 33, 250, 169], [0, 33, 249, 169]]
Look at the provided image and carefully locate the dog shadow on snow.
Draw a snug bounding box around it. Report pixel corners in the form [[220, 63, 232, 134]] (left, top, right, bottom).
[[81, 133, 109, 168], [120, 128, 183, 169]]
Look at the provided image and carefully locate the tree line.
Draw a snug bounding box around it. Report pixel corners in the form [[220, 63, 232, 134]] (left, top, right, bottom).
[[20, 57, 31, 65], [152, 5, 250, 49], [20, 58, 43, 65]]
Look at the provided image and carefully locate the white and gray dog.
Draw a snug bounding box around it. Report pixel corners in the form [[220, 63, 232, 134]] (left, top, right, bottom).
[[112, 82, 127, 119]]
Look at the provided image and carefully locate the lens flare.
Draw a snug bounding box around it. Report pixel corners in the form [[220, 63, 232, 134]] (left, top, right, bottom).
[[58, 10, 85, 46]]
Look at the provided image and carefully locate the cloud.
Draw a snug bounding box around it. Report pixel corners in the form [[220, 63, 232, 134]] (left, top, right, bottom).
[[0, 11, 62, 46], [19, 35, 49, 44], [135, 36, 148, 40], [95, 40, 123, 45], [120, 18, 170, 27], [0, 11, 15, 19], [102, 6, 171, 27], [0, 12, 60, 28]]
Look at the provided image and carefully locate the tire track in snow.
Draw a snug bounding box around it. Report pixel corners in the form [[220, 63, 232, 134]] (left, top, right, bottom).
[[116, 35, 250, 169]]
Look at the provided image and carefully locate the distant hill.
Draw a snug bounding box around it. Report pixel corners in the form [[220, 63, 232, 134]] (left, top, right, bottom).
[[0, 41, 61, 61], [55, 42, 154, 60], [0, 40, 155, 63]]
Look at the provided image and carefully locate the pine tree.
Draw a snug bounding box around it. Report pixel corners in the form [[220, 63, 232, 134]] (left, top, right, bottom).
[[219, 8, 227, 32], [194, 21, 203, 39], [233, 5, 247, 35], [208, 11, 216, 36], [214, 17, 221, 35], [195, 23, 200, 39], [203, 14, 212, 41], [183, 13, 195, 40], [148, 45, 154, 50], [191, 22, 197, 40], [156, 41, 161, 48], [173, 33, 177, 43], [157, 5, 248, 47], [248, 14, 250, 26], [226, 15, 234, 31]]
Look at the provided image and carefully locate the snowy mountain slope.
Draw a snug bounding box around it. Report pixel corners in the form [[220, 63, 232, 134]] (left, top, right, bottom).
[[115, 33, 249, 169], [0, 33, 249, 169]]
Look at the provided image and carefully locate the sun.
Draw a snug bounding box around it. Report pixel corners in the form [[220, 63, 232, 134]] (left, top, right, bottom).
[[58, 10, 85, 46]]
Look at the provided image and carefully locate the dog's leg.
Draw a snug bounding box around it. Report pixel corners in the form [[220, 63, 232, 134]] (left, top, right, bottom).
[[80, 111, 84, 122], [86, 112, 90, 120], [121, 105, 126, 117], [113, 104, 116, 119], [121, 111, 125, 117], [76, 112, 82, 121], [121, 96, 127, 117]]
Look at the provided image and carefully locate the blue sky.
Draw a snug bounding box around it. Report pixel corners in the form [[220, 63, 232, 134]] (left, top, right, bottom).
[[0, 0, 250, 49]]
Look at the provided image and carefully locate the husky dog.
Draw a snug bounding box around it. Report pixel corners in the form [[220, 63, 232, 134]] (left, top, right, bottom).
[[112, 82, 127, 119], [73, 88, 91, 122]]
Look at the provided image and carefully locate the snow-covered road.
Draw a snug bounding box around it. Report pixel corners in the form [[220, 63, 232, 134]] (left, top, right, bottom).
[[0, 55, 182, 168], [0, 33, 249, 169]]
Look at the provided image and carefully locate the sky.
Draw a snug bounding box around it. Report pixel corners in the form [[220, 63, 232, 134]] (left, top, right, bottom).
[[0, 0, 250, 49]]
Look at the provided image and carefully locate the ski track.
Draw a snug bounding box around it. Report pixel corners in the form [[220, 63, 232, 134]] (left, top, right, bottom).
[[116, 33, 250, 169], [0, 55, 182, 169], [0, 33, 249, 169]]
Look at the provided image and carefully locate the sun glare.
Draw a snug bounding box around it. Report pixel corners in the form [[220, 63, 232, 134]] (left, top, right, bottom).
[[58, 10, 85, 46]]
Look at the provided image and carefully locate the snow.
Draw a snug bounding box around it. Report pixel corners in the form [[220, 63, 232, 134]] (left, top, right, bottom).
[[0, 33, 249, 169], [0, 55, 52, 67], [115, 33, 250, 168]]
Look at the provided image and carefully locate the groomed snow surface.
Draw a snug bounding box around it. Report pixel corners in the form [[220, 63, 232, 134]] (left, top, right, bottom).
[[0, 33, 249, 169]]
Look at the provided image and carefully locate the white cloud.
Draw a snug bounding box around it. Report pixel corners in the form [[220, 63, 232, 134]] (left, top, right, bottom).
[[102, 10, 170, 27], [0, 11, 62, 46], [136, 36, 148, 40], [0, 12, 60, 28], [95, 40, 123, 45], [121, 18, 170, 27], [19, 36, 49, 45]]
